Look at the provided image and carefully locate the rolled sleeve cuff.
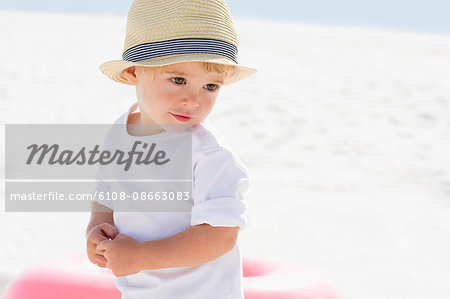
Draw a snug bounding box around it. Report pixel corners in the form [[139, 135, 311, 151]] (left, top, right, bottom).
[[191, 197, 247, 230]]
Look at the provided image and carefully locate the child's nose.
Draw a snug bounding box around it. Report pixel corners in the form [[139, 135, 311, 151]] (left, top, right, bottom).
[[181, 93, 199, 107]]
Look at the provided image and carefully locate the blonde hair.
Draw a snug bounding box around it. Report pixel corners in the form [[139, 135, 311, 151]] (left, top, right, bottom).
[[130, 62, 238, 81], [201, 62, 234, 73]]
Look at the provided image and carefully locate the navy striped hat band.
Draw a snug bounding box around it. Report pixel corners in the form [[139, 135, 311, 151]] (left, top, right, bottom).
[[122, 38, 238, 64]]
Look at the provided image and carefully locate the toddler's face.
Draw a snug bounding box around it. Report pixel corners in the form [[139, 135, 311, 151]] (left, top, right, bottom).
[[125, 61, 226, 132]]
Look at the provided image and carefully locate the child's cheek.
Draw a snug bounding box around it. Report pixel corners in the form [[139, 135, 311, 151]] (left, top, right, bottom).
[[166, 89, 180, 99], [204, 95, 217, 111]]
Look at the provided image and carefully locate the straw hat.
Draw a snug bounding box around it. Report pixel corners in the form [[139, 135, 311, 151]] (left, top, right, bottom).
[[99, 0, 257, 85]]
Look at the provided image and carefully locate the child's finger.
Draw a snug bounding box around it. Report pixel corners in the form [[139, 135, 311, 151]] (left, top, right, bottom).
[[95, 246, 106, 255], [90, 230, 109, 245], [88, 242, 102, 258], [99, 223, 119, 240], [94, 254, 107, 266], [87, 226, 110, 243], [97, 239, 111, 251]]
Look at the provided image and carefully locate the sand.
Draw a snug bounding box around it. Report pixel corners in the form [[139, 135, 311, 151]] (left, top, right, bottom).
[[1, 10, 450, 299]]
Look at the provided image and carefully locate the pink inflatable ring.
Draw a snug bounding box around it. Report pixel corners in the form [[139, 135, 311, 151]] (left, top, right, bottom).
[[4, 254, 344, 299]]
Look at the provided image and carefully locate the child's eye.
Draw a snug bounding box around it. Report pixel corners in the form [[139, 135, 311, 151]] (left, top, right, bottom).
[[204, 84, 218, 92], [171, 77, 186, 85]]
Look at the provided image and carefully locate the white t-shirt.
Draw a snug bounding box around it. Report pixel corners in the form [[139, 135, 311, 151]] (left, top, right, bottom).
[[96, 103, 249, 299]]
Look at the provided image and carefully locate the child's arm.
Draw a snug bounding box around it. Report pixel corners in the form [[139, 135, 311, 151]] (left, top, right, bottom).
[[97, 224, 238, 276], [86, 202, 119, 268], [140, 224, 239, 268]]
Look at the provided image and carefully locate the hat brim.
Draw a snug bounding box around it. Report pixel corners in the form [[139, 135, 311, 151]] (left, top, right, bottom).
[[99, 54, 257, 86]]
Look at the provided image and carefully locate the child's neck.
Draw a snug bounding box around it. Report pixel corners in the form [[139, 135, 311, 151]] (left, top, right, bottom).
[[127, 112, 165, 136]]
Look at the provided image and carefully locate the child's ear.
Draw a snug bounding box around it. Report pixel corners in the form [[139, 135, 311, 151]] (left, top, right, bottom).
[[122, 66, 138, 85]]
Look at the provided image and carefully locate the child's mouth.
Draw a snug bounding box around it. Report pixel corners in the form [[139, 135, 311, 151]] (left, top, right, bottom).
[[169, 112, 191, 122]]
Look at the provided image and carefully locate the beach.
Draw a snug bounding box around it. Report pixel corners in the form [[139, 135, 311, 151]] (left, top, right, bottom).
[[1, 10, 450, 299]]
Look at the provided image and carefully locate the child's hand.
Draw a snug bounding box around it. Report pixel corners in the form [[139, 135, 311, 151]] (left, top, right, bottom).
[[86, 223, 119, 268], [97, 233, 142, 277]]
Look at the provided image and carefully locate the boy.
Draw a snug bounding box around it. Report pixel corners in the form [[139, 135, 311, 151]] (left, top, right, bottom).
[[86, 1, 256, 298]]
